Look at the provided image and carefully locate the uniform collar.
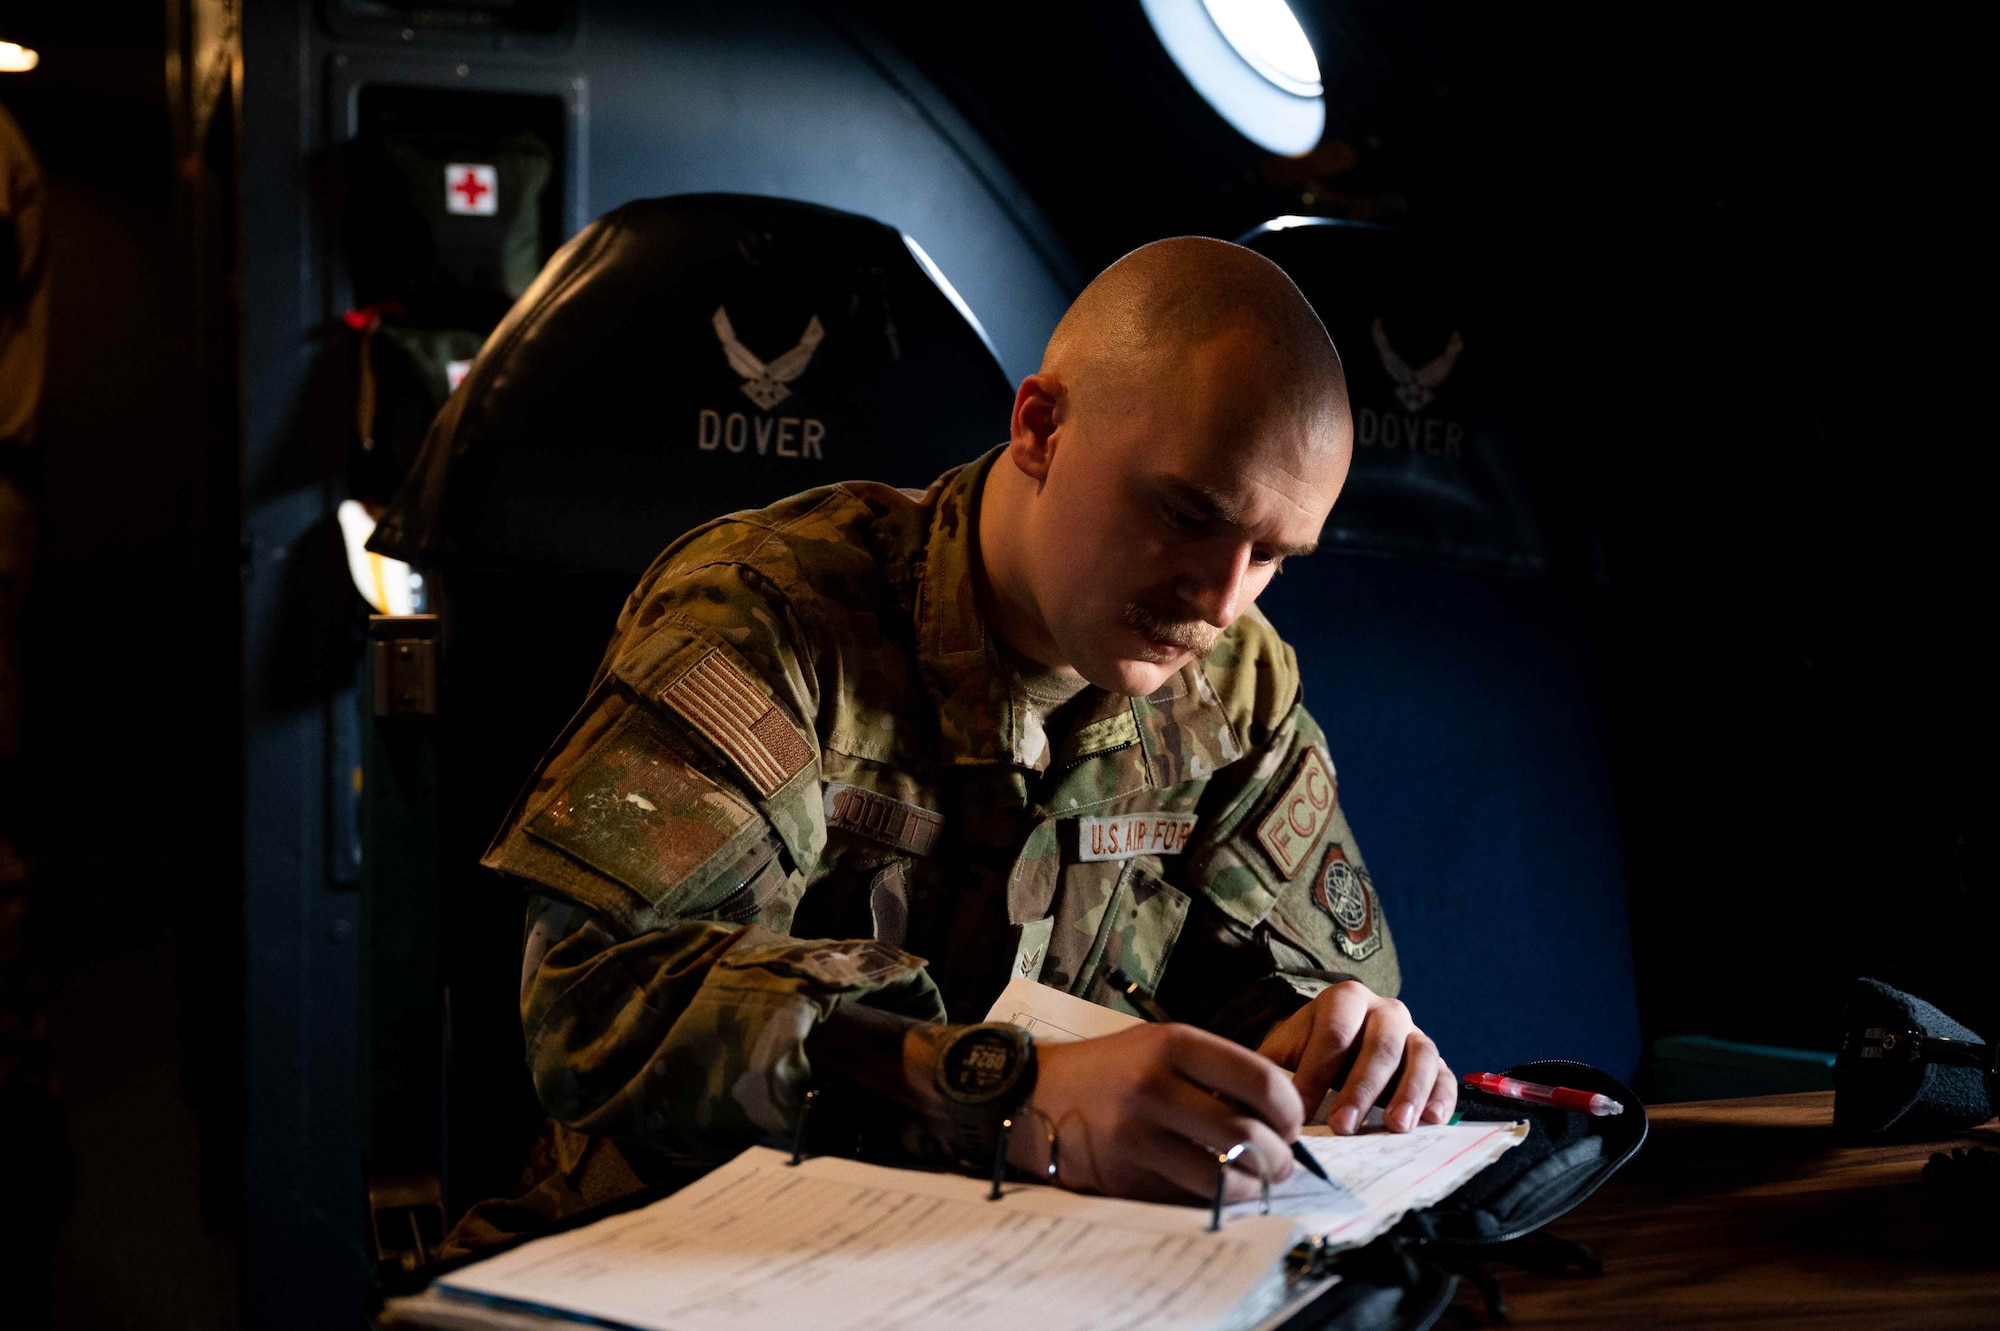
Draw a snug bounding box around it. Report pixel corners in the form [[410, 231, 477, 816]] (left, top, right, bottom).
[[915, 448, 1024, 767], [913, 448, 1244, 782]]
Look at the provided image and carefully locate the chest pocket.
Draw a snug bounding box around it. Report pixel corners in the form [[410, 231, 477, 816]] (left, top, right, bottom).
[[1049, 860, 1191, 1012]]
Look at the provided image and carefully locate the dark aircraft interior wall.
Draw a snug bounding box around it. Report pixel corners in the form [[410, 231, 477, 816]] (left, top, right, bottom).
[[234, 2, 1075, 1323], [0, 3, 1986, 1329]]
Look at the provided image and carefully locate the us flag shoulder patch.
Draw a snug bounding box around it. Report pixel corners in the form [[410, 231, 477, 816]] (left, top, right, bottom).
[[660, 650, 815, 797]]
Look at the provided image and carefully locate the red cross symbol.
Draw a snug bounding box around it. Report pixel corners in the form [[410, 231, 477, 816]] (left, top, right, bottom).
[[444, 163, 497, 215]]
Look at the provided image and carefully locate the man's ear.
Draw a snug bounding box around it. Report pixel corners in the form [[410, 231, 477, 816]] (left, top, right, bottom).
[[1008, 373, 1062, 483]]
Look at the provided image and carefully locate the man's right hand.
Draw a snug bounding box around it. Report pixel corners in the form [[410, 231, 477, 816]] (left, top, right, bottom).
[[1005, 1023, 1305, 1203]]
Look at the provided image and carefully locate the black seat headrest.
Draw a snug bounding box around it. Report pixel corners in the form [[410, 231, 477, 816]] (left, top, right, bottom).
[[1240, 220, 1551, 577], [370, 193, 1015, 578]]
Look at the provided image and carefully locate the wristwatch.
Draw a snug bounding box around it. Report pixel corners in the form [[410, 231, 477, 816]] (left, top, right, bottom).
[[933, 1022, 1038, 1167]]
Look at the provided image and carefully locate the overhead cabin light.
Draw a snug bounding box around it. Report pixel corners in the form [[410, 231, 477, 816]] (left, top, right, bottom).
[[1140, 0, 1325, 157], [0, 42, 40, 73], [1237, 215, 1390, 241], [1200, 0, 1321, 97]]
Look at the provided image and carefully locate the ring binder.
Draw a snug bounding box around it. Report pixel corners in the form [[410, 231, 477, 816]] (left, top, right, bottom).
[[406, 1147, 1309, 1331]]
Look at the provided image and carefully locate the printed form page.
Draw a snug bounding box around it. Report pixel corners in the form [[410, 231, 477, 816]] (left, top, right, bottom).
[[988, 980, 1526, 1250], [1230, 1122, 1527, 1248], [437, 1148, 1300, 1331]]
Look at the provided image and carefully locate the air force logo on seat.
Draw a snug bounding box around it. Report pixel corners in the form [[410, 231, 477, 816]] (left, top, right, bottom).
[[1371, 317, 1463, 413], [712, 306, 824, 409], [1358, 317, 1467, 459], [697, 306, 829, 459]]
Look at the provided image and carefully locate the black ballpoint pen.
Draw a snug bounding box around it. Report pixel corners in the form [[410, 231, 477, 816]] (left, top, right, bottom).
[[1105, 967, 1332, 1185]]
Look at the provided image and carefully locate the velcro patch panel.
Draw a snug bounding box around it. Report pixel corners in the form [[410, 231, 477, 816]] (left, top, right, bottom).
[[824, 782, 944, 856], [661, 650, 815, 797], [526, 722, 759, 906]]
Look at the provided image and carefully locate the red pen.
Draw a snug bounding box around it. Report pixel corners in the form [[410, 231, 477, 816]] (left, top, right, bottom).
[[1464, 1072, 1625, 1116]]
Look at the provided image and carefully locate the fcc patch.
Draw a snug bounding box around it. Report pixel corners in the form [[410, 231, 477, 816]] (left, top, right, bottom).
[[1255, 748, 1337, 878], [1313, 845, 1381, 962]]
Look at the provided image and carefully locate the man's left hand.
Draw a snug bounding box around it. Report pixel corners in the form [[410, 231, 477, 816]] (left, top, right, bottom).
[[1257, 981, 1456, 1135]]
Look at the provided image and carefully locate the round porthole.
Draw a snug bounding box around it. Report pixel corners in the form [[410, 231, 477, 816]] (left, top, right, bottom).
[[1140, 0, 1326, 156]]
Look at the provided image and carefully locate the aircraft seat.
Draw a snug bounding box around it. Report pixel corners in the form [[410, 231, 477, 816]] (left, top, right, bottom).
[[366, 193, 1015, 1219]]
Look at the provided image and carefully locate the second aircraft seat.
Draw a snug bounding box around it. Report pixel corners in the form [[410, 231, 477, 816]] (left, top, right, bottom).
[[1240, 219, 1644, 1084]]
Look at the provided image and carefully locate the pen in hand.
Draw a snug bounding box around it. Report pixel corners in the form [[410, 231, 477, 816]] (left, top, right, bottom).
[[1106, 967, 1333, 1185]]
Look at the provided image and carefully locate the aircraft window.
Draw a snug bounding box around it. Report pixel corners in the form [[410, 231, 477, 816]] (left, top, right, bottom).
[[1141, 0, 1326, 156]]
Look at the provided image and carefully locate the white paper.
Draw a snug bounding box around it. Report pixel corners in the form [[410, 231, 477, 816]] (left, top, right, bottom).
[[986, 975, 1144, 1042], [435, 1147, 1301, 1331], [1228, 1121, 1528, 1249], [986, 979, 1526, 1250]]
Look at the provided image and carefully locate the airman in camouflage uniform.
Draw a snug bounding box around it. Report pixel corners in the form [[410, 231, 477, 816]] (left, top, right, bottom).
[[469, 237, 1451, 1235], [489, 447, 1397, 1158]]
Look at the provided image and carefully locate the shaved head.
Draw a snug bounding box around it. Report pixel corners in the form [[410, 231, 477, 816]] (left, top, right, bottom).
[[1042, 237, 1348, 438], [979, 237, 1355, 696]]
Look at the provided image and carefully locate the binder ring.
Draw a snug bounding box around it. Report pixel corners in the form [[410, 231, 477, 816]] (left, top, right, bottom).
[[1208, 1142, 1271, 1231], [1030, 1106, 1060, 1185], [989, 1109, 1062, 1199], [789, 1086, 822, 1166]]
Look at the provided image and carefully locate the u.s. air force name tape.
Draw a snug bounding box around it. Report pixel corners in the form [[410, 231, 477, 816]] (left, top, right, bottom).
[[1075, 813, 1199, 862]]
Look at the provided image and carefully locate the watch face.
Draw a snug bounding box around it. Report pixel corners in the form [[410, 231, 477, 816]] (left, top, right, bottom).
[[942, 1028, 1025, 1103]]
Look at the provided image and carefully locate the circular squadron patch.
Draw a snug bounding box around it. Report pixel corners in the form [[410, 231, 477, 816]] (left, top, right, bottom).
[[1312, 847, 1382, 962]]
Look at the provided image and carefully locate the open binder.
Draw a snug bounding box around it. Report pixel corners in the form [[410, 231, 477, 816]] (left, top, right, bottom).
[[390, 1146, 1307, 1331], [382, 983, 1526, 1331]]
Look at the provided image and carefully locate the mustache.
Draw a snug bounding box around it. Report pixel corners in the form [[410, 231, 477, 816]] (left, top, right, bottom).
[[1121, 602, 1222, 658]]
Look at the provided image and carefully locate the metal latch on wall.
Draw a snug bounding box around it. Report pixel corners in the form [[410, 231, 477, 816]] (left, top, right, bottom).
[[367, 1172, 447, 1273], [370, 614, 440, 716]]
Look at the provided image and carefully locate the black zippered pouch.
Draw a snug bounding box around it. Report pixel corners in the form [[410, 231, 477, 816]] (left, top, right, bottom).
[[1279, 1060, 1649, 1331]]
